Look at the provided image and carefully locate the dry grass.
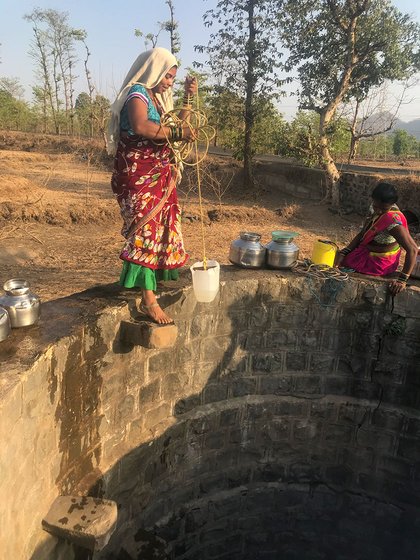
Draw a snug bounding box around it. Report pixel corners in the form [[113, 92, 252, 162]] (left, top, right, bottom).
[[1, 129, 419, 301], [275, 203, 301, 220]]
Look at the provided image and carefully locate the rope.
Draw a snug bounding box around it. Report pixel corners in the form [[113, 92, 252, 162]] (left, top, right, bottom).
[[192, 86, 208, 270], [292, 259, 349, 282], [291, 259, 348, 307], [160, 107, 215, 167], [155, 85, 215, 271]]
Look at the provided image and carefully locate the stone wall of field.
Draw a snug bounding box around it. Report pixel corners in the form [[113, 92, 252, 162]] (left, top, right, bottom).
[[339, 172, 420, 218], [0, 271, 419, 560], [256, 160, 327, 201], [256, 158, 420, 221]]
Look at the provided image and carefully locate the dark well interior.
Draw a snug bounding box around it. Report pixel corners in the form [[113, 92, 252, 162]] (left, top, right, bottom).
[[90, 277, 420, 560]]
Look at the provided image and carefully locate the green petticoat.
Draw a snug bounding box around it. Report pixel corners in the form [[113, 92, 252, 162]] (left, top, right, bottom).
[[119, 261, 179, 291]]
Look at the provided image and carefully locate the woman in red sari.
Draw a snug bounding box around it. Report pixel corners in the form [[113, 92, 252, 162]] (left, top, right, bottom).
[[108, 47, 197, 323], [335, 182, 418, 295]]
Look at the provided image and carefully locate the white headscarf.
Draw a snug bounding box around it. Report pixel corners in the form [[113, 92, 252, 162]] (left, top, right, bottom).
[[107, 47, 178, 155]]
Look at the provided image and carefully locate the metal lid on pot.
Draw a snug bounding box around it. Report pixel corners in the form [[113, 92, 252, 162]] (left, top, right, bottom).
[[271, 230, 299, 241], [240, 232, 262, 242], [3, 278, 30, 296]]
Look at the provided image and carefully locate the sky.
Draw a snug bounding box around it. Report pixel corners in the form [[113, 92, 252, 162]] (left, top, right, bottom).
[[0, 0, 419, 122]]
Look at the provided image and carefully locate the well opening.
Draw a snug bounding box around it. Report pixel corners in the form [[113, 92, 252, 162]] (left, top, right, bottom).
[[1, 272, 419, 560], [96, 277, 420, 560]]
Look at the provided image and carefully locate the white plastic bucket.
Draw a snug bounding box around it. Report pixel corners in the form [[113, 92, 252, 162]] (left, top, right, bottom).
[[190, 260, 220, 302]]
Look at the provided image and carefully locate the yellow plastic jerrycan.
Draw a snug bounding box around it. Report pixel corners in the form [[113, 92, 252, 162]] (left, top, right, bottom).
[[311, 239, 338, 267]]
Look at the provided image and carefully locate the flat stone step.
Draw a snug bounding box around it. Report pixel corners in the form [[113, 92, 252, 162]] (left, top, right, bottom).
[[120, 318, 178, 348], [42, 495, 117, 552]]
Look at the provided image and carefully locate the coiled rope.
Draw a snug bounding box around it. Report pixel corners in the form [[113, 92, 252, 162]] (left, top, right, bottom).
[[292, 259, 349, 282], [160, 106, 215, 167]]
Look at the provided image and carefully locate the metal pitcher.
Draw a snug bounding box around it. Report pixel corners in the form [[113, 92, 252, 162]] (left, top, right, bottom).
[[0, 279, 41, 328], [229, 232, 266, 268], [265, 231, 299, 269]]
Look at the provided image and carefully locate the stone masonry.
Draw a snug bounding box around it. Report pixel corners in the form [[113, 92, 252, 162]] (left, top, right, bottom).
[[0, 269, 419, 559], [339, 172, 420, 218]]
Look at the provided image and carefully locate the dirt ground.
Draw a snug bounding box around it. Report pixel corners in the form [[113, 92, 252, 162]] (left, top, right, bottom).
[[0, 132, 419, 302]]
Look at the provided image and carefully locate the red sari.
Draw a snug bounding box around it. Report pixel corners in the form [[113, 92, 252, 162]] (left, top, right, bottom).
[[111, 136, 188, 271], [342, 209, 407, 276]]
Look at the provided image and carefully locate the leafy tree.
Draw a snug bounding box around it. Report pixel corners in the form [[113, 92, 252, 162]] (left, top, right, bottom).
[[278, 110, 350, 165], [278, 111, 321, 165], [75, 92, 110, 140], [75, 91, 92, 135], [0, 89, 34, 131], [92, 95, 111, 145], [251, 100, 286, 155], [358, 133, 393, 160], [279, 0, 420, 205], [207, 86, 244, 152], [392, 129, 417, 158], [0, 77, 25, 99], [196, 0, 288, 189], [327, 116, 352, 159]]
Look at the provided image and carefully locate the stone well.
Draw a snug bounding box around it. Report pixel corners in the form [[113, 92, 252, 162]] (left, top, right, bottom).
[[0, 269, 419, 560]]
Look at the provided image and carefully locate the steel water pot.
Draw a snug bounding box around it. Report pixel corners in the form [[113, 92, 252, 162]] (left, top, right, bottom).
[[0, 306, 11, 341], [0, 279, 41, 328], [265, 230, 299, 269], [229, 232, 266, 268]]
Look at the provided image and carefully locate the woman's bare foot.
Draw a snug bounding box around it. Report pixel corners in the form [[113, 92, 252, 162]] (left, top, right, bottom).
[[141, 290, 173, 324]]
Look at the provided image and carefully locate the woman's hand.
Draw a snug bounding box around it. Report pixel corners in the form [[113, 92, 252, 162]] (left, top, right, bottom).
[[334, 248, 351, 268], [184, 76, 197, 97], [388, 280, 406, 296], [181, 125, 197, 142], [334, 252, 345, 268]]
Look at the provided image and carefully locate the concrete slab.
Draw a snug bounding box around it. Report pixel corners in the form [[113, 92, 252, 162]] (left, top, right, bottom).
[[42, 495, 117, 552]]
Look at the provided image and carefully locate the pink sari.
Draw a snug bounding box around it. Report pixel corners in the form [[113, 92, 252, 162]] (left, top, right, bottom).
[[342, 210, 407, 276]]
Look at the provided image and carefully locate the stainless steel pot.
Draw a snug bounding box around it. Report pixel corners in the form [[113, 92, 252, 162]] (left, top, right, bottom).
[[0, 306, 11, 342], [0, 279, 41, 328], [265, 231, 299, 269], [229, 232, 266, 268]]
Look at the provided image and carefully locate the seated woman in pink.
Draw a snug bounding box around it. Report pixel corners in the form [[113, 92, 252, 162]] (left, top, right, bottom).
[[335, 182, 418, 295]]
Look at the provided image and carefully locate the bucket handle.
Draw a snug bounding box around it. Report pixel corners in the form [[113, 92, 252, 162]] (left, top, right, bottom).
[[318, 239, 339, 250]]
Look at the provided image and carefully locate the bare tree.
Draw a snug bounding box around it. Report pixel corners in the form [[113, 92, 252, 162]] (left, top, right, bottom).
[[134, 0, 181, 55], [162, 0, 181, 56], [24, 10, 57, 133], [24, 8, 85, 135], [342, 80, 413, 163], [75, 30, 95, 137]]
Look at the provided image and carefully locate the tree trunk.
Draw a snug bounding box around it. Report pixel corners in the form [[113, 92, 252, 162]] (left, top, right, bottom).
[[82, 40, 95, 138], [167, 0, 178, 55], [42, 88, 47, 134], [243, 0, 256, 190], [348, 136, 359, 163], [319, 110, 340, 207], [34, 27, 58, 135]]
